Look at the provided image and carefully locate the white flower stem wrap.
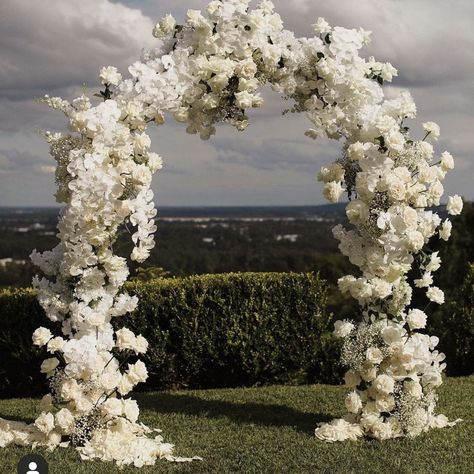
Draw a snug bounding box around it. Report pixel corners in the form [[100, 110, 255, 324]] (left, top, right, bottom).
[[0, 0, 461, 464]]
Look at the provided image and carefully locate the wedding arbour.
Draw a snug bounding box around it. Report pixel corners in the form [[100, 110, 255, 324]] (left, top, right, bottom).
[[0, 0, 463, 468]]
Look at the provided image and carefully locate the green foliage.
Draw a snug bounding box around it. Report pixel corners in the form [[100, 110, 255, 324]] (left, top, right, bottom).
[[0, 260, 38, 288], [0, 288, 52, 397], [429, 264, 474, 376], [130, 266, 171, 282], [0, 272, 341, 398], [121, 272, 341, 390], [437, 200, 474, 292]]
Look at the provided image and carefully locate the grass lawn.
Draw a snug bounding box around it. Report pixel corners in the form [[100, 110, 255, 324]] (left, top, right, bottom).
[[0, 377, 472, 474]]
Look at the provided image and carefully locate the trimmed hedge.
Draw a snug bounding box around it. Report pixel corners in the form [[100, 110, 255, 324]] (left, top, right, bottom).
[[0, 272, 341, 398], [429, 264, 474, 376]]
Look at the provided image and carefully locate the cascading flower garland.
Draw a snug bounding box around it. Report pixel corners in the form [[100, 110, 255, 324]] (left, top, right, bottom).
[[0, 0, 462, 466]]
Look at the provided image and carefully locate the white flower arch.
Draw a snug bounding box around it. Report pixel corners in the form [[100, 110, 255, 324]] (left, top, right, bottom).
[[0, 0, 462, 467]]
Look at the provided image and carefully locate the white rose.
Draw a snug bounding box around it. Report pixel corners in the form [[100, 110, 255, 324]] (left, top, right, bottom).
[[99, 66, 122, 86], [380, 62, 398, 81], [100, 371, 122, 391], [418, 163, 437, 184], [102, 398, 123, 417], [115, 328, 137, 351], [35, 412, 55, 434], [134, 132, 151, 154], [422, 368, 443, 388], [338, 275, 356, 294], [346, 200, 369, 224], [360, 412, 380, 430], [238, 77, 259, 92], [131, 245, 149, 262], [131, 164, 152, 185], [345, 391, 363, 414], [117, 374, 135, 396], [122, 399, 140, 423], [33, 327, 53, 347], [318, 163, 344, 183], [262, 44, 283, 65], [371, 279, 392, 300], [375, 395, 395, 413], [152, 14, 176, 38], [40, 357, 60, 375], [74, 397, 93, 413], [127, 360, 148, 385], [422, 121, 440, 140], [426, 286, 445, 304], [344, 370, 361, 388], [236, 59, 257, 79], [404, 380, 423, 399], [160, 13, 176, 32], [366, 347, 384, 364], [134, 335, 149, 354], [440, 151, 454, 171], [312, 17, 331, 35], [235, 91, 254, 109], [447, 195, 463, 216], [405, 230, 425, 252], [350, 278, 373, 301], [393, 166, 412, 183], [59, 379, 82, 401], [334, 320, 354, 338], [347, 142, 366, 161], [47, 337, 66, 353], [373, 374, 395, 395], [323, 181, 344, 203], [428, 180, 444, 205], [386, 176, 406, 201], [147, 152, 163, 173], [385, 129, 405, 152], [371, 419, 394, 441], [439, 219, 452, 241], [406, 309, 427, 330], [55, 408, 75, 434]]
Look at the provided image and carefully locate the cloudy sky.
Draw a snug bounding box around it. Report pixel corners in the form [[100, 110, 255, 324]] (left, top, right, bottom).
[[0, 0, 472, 207]]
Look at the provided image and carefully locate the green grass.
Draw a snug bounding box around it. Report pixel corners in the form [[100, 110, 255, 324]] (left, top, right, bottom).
[[0, 377, 473, 474]]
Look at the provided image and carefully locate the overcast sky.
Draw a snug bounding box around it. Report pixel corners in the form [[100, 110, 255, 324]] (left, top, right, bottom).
[[0, 0, 472, 207]]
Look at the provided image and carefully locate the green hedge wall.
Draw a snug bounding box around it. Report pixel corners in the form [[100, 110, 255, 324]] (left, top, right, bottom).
[[429, 264, 474, 376], [0, 272, 341, 398]]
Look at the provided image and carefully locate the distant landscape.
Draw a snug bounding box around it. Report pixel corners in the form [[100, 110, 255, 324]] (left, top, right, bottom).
[[1, 202, 472, 333], [0, 204, 350, 287]]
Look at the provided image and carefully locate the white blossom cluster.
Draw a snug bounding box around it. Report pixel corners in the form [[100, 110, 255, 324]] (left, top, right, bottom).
[[0, 0, 462, 463]]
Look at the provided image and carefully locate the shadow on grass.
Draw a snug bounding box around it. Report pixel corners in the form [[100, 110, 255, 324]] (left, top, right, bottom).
[[136, 392, 331, 434], [0, 410, 33, 424]]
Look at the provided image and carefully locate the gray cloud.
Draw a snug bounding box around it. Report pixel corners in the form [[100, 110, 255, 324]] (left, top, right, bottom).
[[0, 148, 54, 175], [0, 0, 154, 99], [213, 135, 337, 173], [0, 0, 155, 137], [0, 0, 472, 206]]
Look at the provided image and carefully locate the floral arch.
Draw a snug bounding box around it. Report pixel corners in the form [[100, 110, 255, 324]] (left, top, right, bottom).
[[0, 0, 463, 467]]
